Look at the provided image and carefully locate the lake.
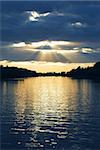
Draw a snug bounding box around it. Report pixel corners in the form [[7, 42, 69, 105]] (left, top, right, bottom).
[[0, 77, 100, 150]]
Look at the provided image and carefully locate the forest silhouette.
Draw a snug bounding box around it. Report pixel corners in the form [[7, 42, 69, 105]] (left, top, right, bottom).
[[0, 62, 100, 80]]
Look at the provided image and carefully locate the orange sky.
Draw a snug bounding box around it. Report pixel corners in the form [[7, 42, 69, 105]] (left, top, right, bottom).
[[0, 60, 94, 73]]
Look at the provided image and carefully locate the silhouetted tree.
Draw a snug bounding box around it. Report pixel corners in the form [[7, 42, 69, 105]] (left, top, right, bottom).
[[67, 62, 100, 79]]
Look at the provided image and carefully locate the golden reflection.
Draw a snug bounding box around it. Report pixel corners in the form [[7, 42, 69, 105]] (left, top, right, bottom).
[[74, 79, 91, 112], [1, 77, 91, 125], [13, 81, 27, 123], [1, 76, 100, 150], [1, 81, 9, 112], [12, 77, 90, 128], [1, 77, 94, 149]]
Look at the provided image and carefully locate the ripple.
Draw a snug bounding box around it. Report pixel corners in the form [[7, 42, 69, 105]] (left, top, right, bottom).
[[1, 77, 100, 150], [11, 128, 26, 131], [57, 134, 67, 139]]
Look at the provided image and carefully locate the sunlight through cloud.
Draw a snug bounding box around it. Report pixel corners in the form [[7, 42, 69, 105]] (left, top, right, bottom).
[[10, 40, 80, 51], [26, 11, 50, 22]]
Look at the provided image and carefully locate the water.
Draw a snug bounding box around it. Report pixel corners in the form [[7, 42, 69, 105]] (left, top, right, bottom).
[[0, 77, 100, 150]]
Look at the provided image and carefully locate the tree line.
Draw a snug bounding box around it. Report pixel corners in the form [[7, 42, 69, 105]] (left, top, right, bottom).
[[0, 62, 100, 80]]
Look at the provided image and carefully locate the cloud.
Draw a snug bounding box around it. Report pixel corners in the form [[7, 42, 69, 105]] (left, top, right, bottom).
[[35, 45, 52, 50], [25, 10, 78, 23], [70, 22, 86, 28], [26, 11, 50, 22], [8, 40, 81, 51], [81, 48, 95, 54], [1, 40, 100, 63], [72, 47, 96, 54], [12, 42, 26, 47], [1, 1, 100, 63], [1, 1, 100, 44]]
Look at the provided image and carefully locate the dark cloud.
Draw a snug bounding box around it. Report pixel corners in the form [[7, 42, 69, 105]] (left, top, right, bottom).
[[35, 45, 52, 50], [1, 1, 100, 43], [0, 1, 100, 62]]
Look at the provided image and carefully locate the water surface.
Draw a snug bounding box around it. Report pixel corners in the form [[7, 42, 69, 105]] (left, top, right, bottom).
[[0, 77, 100, 150]]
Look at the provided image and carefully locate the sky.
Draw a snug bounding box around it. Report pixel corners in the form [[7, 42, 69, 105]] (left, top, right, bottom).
[[0, 1, 100, 72]]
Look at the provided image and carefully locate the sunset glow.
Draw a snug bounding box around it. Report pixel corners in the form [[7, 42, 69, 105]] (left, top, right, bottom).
[[1, 1, 100, 150], [0, 1, 100, 72], [10, 40, 80, 52], [0, 60, 94, 73]]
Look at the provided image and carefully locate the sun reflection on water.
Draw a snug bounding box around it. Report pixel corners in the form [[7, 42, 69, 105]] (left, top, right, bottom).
[[1, 77, 100, 149], [11, 78, 87, 148]]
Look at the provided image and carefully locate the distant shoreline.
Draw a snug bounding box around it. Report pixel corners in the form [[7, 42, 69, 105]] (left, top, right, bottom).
[[0, 62, 100, 80], [67, 62, 100, 80], [0, 61, 94, 73]]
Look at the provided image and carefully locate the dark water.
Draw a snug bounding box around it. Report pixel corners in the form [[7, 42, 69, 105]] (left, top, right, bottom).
[[0, 77, 100, 150]]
